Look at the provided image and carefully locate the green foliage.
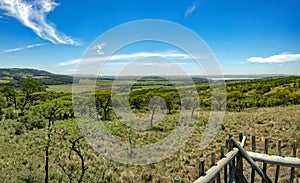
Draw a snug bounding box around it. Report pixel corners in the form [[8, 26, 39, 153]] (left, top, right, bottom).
[[129, 96, 144, 109], [95, 90, 113, 120], [0, 68, 74, 87], [0, 74, 300, 182], [0, 93, 5, 119], [125, 76, 300, 113], [0, 86, 17, 108], [225, 76, 300, 111], [37, 98, 73, 121], [18, 109, 46, 130], [0, 93, 6, 108], [19, 79, 47, 111], [4, 107, 17, 120], [11, 120, 25, 135], [22, 79, 46, 94], [161, 92, 178, 114]]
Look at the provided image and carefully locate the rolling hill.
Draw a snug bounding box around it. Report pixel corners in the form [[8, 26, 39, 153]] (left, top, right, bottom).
[[0, 68, 75, 87]]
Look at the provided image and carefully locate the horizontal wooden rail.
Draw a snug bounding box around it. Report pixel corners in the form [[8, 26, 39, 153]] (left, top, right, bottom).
[[194, 148, 239, 183], [247, 151, 300, 168], [231, 137, 272, 183], [189, 134, 299, 183], [193, 137, 246, 183]]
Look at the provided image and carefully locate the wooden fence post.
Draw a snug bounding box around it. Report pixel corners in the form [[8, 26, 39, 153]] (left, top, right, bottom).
[[275, 139, 281, 183], [228, 133, 234, 178], [251, 134, 256, 183], [262, 138, 269, 183], [211, 152, 216, 183], [174, 175, 180, 183], [194, 134, 299, 183], [235, 132, 244, 183], [211, 152, 216, 167], [199, 158, 205, 177], [290, 140, 297, 183], [230, 137, 272, 183], [221, 145, 226, 183], [239, 132, 243, 142]]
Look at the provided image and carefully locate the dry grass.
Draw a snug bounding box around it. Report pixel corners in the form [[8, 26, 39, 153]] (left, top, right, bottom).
[[0, 105, 299, 182]]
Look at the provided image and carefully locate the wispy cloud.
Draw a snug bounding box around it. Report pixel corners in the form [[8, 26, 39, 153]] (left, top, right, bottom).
[[59, 58, 81, 66], [92, 42, 107, 55], [0, 0, 78, 45], [59, 52, 194, 66], [247, 53, 300, 63], [185, 0, 200, 17], [0, 43, 46, 54]]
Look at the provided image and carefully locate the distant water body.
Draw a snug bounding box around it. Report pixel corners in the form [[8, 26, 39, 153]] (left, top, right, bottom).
[[212, 77, 256, 81]]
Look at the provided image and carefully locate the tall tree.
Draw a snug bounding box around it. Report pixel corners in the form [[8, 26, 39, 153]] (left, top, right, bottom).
[[37, 99, 72, 183], [20, 80, 46, 111], [95, 90, 112, 120], [162, 92, 176, 114], [0, 86, 17, 108], [147, 93, 164, 129], [0, 94, 6, 120]]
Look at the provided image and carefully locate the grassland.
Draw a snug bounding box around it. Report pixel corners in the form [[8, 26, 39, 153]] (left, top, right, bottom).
[[0, 105, 299, 182], [47, 79, 116, 93], [1, 75, 300, 182]]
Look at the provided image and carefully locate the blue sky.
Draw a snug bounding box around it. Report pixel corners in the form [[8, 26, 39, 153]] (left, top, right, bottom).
[[0, 0, 300, 75]]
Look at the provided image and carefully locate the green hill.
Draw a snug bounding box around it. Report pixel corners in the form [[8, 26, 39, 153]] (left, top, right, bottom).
[[0, 68, 74, 87]]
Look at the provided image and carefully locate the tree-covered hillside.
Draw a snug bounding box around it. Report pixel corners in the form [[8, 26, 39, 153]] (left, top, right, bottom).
[[0, 68, 75, 87]]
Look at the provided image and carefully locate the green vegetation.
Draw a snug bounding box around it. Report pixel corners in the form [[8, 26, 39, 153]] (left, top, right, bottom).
[[0, 74, 299, 182], [0, 68, 75, 87]]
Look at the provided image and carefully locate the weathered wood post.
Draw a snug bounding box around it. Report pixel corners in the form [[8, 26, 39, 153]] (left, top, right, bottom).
[[199, 157, 205, 177], [262, 137, 269, 183], [174, 175, 180, 183], [289, 140, 297, 183], [219, 145, 225, 183], [274, 139, 281, 183], [223, 142, 228, 183], [228, 133, 234, 177], [211, 152, 216, 183], [251, 134, 256, 183], [230, 137, 272, 183], [239, 132, 243, 142], [235, 132, 244, 183]]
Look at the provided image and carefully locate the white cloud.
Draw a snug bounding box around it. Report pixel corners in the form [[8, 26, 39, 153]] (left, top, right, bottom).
[[59, 58, 81, 66], [59, 51, 194, 66], [247, 53, 300, 63], [107, 52, 191, 61], [0, 0, 78, 45], [94, 42, 107, 55], [0, 43, 46, 54], [185, 0, 200, 17]]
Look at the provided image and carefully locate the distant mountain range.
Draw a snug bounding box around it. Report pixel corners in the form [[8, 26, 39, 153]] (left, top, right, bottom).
[[0, 68, 74, 87]]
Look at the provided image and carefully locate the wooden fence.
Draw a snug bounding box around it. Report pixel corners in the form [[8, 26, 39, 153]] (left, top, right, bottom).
[[174, 133, 299, 183]]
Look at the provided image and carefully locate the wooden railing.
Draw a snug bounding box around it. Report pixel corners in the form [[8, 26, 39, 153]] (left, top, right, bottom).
[[174, 133, 299, 183]]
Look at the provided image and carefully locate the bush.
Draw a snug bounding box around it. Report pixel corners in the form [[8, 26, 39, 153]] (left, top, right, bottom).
[[0, 108, 3, 121], [4, 107, 17, 120], [18, 112, 46, 130], [11, 121, 25, 135]]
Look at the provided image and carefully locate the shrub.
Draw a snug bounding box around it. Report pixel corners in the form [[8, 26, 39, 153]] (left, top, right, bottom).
[[18, 112, 46, 130], [12, 121, 24, 135], [5, 107, 17, 120], [0, 108, 3, 121]]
